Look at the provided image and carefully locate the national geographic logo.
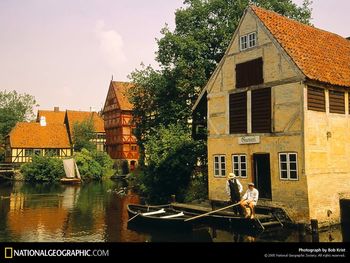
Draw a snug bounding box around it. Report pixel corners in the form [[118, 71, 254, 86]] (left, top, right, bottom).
[[4, 247, 13, 259], [3, 247, 109, 258]]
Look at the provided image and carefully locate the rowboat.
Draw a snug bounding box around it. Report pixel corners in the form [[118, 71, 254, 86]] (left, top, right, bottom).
[[127, 203, 259, 231], [127, 203, 287, 232], [127, 204, 201, 230]]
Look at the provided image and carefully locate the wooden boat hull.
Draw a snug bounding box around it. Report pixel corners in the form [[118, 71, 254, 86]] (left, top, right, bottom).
[[127, 204, 201, 230], [60, 178, 81, 184], [126, 204, 263, 232]]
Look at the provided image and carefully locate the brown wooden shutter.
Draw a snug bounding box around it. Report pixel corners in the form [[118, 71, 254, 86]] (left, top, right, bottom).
[[307, 86, 325, 112], [252, 88, 271, 133], [236, 57, 263, 88], [229, 92, 247, 134], [329, 90, 345, 114]]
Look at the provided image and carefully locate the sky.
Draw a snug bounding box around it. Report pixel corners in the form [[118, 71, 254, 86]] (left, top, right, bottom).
[[0, 0, 349, 113]]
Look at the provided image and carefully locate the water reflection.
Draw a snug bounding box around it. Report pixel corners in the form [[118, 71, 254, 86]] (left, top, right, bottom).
[[0, 180, 347, 242], [0, 180, 147, 242]]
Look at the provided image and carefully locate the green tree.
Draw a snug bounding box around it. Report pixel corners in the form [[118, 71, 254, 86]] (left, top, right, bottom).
[[72, 119, 96, 152], [128, 0, 312, 201], [0, 90, 37, 161], [129, 0, 312, 152], [74, 148, 113, 180], [139, 124, 206, 203]]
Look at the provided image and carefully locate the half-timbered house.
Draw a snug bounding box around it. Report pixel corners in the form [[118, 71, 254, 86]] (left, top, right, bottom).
[[193, 5, 350, 225], [5, 121, 71, 163], [103, 81, 138, 169]]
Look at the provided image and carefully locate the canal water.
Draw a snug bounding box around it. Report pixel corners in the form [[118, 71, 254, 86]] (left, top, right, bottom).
[[0, 179, 347, 242]]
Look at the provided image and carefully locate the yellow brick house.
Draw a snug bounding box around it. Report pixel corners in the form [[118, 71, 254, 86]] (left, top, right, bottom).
[[193, 5, 350, 225]]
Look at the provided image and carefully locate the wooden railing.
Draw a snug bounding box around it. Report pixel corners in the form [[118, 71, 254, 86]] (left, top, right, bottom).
[[0, 163, 16, 173]]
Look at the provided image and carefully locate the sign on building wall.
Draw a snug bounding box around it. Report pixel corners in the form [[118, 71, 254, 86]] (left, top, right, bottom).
[[238, 136, 260, 145]]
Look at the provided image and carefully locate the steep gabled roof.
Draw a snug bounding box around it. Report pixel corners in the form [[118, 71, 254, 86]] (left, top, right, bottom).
[[65, 110, 105, 136], [91, 112, 105, 133], [9, 122, 70, 148], [110, 81, 134, 111], [37, 110, 65, 124], [251, 5, 350, 87]]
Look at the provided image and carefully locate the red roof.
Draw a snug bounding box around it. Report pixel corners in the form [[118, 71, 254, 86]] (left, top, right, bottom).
[[111, 81, 134, 110], [251, 5, 350, 87], [9, 122, 70, 148], [37, 110, 65, 124], [66, 110, 105, 136]]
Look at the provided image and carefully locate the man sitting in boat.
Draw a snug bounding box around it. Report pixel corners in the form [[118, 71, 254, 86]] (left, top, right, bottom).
[[225, 173, 243, 216], [240, 183, 259, 219]]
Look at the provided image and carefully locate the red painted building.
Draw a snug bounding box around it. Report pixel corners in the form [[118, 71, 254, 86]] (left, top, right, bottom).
[[103, 81, 139, 169]]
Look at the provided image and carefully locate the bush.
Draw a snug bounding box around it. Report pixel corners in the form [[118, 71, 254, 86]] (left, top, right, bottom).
[[21, 155, 64, 182], [75, 148, 113, 180], [113, 159, 130, 175], [139, 124, 206, 203], [184, 173, 208, 203]]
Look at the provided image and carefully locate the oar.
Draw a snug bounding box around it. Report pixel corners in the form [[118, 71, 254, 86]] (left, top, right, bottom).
[[184, 202, 241, 222], [128, 213, 140, 223]]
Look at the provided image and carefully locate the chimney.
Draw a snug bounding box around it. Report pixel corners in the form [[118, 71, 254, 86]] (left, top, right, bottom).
[[40, 116, 46, 126], [54, 106, 59, 112]]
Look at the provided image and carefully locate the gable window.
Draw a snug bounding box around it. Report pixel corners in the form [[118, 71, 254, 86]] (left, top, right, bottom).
[[232, 154, 247, 178], [279, 153, 298, 180], [236, 57, 263, 88], [248, 32, 256, 47], [329, 90, 345, 114], [307, 86, 325, 112], [240, 35, 247, 50], [214, 155, 226, 177], [252, 87, 271, 133], [229, 92, 247, 134], [240, 32, 256, 51]]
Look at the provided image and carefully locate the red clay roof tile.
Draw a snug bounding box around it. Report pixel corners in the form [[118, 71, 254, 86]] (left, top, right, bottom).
[[9, 122, 70, 148], [111, 81, 134, 110], [37, 110, 65, 124], [251, 5, 350, 87], [66, 110, 105, 136]]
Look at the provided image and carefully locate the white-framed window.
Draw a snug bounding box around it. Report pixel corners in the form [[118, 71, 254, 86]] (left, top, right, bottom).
[[248, 32, 256, 47], [279, 152, 298, 180], [232, 154, 247, 178], [240, 32, 257, 51], [240, 35, 248, 50], [214, 155, 226, 177]]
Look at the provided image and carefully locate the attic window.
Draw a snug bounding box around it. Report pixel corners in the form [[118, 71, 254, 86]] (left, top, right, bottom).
[[240, 32, 256, 51]]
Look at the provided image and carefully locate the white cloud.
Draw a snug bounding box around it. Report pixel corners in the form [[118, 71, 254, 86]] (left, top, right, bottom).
[[94, 20, 126, 69]]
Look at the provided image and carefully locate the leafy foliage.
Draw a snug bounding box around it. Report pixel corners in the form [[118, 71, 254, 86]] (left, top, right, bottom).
[[127, 0, 312, 201], [0, 90, 37, 161], [138, 124, 206, 203], [21, 155, 64, 182], [129, 0, 312, 154], [72, 119, 96, 152], [183, 173, 208, 203], [75, 149, 113, 180]]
